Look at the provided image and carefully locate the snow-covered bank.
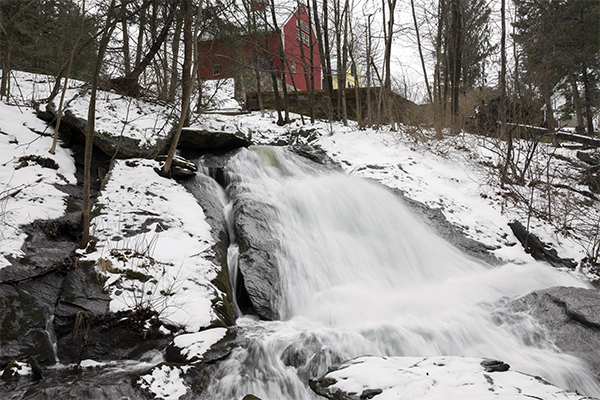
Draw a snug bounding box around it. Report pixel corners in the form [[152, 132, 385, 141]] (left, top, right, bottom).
[[0, 101, 76, 269], [80, 159, 220, 331]]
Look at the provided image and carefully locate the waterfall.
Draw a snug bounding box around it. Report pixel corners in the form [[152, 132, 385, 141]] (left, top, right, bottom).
[[45, 313, 60, 364], [203, 146, 599, 399]]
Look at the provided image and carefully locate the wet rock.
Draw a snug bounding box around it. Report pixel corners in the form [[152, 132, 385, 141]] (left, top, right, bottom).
[[0, 285, 55, 367], [177, 127, 251, 152], [281, 343, 309, 368], [394, 190, 500, 265], [577, 151, 600, 166], [299, 348, 344, 383], [2, 363, 151, 400], [0, 215, 81, 283], [53, 261, 110, 338], [289, 143, 342, 170], [232, 192, 282, 321], [480, 359, 510, 372], [1, 360, 33, 381], [511, 286, 600, 382], [182, 156, 238, 326], [508, 221, 577, 268], [154, 155, 198, 179], [57, 307, 172, 364]]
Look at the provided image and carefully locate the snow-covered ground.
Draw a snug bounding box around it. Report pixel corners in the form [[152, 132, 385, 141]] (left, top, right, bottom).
[[2, 71, 599, 399]]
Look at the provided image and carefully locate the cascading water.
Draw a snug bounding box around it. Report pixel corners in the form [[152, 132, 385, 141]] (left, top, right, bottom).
[[203, 146, 600, 399]]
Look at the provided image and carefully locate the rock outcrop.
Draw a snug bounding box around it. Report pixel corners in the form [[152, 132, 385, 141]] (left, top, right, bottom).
[[231, 191, 282, 321], [177, 127, 251, 152], [309, 356, 590, 400], [36, 102, 172, 159], [511, 286, 600, 382]]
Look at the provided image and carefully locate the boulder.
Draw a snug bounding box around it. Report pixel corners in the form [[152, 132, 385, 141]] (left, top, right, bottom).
[[53, 261, 110, 338], [165, 328, 228, 364], [37, 102, 171, 159], [0, 285, 56, 367], [309, 356, 590, 400], [511, 286, 600, 382], [177, 127, 251, 152], [231, 189, 282, 321], [288, 143, 342, 170]]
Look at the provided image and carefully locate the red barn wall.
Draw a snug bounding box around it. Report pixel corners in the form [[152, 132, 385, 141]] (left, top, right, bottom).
[[197, 6, 321, 91]]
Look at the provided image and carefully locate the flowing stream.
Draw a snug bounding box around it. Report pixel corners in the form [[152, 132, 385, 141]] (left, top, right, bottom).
[[201, 146, 600, 399]]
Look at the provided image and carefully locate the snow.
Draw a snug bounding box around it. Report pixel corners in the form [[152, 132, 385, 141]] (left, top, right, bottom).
[[172, 327, 227, 361], [65, 90, 176, 149], [321, 356, 590, 399], [79, 359, 104, 368], [0, 101, 76, 269], [82, 159, 218, 332], [138, 364, 190, 400], [5, 360, 33, 377]]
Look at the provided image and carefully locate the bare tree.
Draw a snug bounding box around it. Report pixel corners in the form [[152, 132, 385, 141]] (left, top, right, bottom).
[[410, 0, 432, 104]]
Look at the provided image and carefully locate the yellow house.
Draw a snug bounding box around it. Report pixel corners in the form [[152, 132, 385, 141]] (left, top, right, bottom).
[[331, 62, 362, 89]]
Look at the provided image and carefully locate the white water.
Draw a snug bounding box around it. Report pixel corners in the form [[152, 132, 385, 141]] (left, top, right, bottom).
[[203, 147, 600, 399]]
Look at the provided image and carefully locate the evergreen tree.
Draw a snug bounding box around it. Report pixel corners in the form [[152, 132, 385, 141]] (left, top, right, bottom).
[[1, 0, 97, 80]]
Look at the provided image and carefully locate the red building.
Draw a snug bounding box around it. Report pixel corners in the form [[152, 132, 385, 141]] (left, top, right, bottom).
[[197, 4, 321, 92]]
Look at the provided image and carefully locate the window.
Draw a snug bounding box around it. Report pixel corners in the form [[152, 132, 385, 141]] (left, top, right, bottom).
[[299, 19, 309, 33], [297, 28, 309, 44], [291, 62, 296, 73], [213, 64, 221, 76]]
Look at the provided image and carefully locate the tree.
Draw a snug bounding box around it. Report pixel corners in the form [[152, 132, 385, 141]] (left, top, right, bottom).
[[410, 0, 432, 104], [555, 0, 599, 134], [0, 0, 41, 99], [50, 0, 87, 155]]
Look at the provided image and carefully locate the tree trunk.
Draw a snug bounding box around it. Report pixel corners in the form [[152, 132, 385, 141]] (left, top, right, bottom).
[[500, 0, 510, 184], [582, 66, 595, 135], [167, 7, 183, 102], [411, 0, 432, 104], [269, 0, 289, 123], [366, 15, 372, 127], [122, 19, 131, 74], [307, 0, 315, 123], [321, 0, 335, 116], [135, 7, 146, 67], [383, 0, 397, 92], [449, 0, 463, 134], [570, 75, 584, 129], [341, 0, 349, 126]]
